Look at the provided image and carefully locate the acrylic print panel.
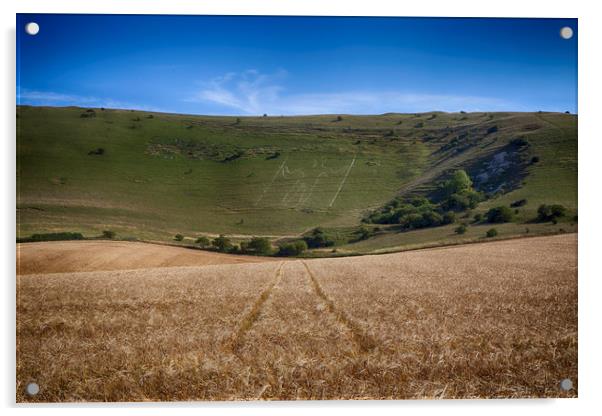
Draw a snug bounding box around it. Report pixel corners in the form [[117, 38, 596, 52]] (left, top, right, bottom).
[[16, 14, 577, 402]]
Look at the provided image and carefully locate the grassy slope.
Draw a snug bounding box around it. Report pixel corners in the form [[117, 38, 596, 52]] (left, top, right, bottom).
[[17, 106, 577, 252]]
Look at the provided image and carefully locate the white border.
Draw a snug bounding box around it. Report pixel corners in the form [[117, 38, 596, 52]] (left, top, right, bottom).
[[2, 1, 601, 415]]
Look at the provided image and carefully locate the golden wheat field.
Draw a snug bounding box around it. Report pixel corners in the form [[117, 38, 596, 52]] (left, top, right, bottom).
[[17, 240, 275, 275], [16, 234, 577, 402]]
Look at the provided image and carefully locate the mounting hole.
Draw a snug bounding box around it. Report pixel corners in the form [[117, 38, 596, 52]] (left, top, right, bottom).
[[559, 378, 573, 391], [560, 26, 573, 40], [25, 22, 40, 36], [26, 382, 40, 396]]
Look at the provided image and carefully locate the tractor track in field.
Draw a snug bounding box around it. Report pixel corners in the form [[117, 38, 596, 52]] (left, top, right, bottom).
[[229, 261, 285, 352], [301, 260, 378, 353]]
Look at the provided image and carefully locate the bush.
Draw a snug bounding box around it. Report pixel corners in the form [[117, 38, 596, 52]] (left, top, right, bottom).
[[486, 125, 498, 134], [277, 240, 308, 256], [174, 234, 184, 241], [537, 204, 567, 222], [401, 211, 443, 229], [195, 236, 210, 247], [473, 213, 483, 223], [486, 206, 514, 223], [211, 234, 232, 252], [18, 232, 84, 243], [304, 228, 335, 248], [88, 148, 105, 156], [102, 230, 115, 239], [510, 138, 529, 147], [80, 110, 96, 118], [354, 226, 372, 241], [442, 211, 456, 225], [486, 228, 498, 238], [336, 115, 343, 122], [455, 224, 467, 234], [245, 237, 272, 255], [440, 189, 483, 211], [510, 199, 527, 208], [531, 156, 540, 164]]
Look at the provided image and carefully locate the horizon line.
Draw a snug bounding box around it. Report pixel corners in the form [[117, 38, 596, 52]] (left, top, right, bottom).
[[15, 104, 578, 118]]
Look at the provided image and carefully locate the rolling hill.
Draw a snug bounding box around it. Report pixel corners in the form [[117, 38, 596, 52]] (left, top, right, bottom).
[[16, 106, 577, 253]]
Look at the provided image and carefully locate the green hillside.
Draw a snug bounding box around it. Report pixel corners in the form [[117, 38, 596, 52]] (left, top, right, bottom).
[[16, 106, 577, 253]]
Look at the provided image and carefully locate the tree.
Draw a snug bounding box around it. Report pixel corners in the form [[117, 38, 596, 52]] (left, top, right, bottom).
[[336, 115, 343, 122], [450, 170, 473, 193], [440, 170, 473, 198], [304, 228, 335, 248], [277, 240, 308, 256], [102, 230, 115, 239], [537, 204, 567, 222], [442, 211, 456, 225], [211, 234, 232, 252], [195, 236, 210, 248], [246, 237, 272, 255], [486, 206, 514, 223], [440, 190, 482, 211], [174, 234, 184, 241]]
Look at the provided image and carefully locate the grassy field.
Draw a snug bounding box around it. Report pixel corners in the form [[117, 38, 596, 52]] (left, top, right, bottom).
[[17, 106, 577, 252], [16, 234, 577, 401]]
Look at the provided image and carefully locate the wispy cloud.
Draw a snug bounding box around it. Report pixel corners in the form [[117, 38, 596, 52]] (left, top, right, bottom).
[[187, 70, 519, 115], [17, 88, 165, 112], [186, 69, 287, 114]]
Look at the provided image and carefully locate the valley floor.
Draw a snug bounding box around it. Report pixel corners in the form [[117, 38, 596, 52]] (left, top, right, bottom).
[[16, 234, 577, 401]]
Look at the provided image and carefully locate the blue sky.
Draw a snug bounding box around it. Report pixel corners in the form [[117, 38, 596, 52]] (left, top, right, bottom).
[[17, 14, 577, 115]]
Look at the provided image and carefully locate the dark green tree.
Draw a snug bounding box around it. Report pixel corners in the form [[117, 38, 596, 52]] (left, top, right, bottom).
[[211, 234, 232, 252]]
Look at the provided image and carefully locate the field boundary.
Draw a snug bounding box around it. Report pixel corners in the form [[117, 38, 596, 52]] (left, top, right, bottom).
[[355, 231, 578, 256], [229, 261, 285, 352], [16, 230, 577, 261], [301, 260, 377, 353]]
